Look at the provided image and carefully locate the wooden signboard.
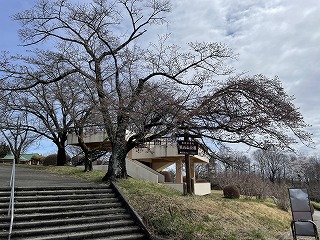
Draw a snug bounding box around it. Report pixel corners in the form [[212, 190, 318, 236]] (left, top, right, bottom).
[[177, 140, 198, 155]]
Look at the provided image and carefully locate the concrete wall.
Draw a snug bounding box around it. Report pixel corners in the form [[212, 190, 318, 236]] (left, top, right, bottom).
[[130, 144, 176, 159], [88, 159, 164, 183], [163, 182, 211, 196], [126, 159, 163, 183], [194, 183, 211, 196], [67, 131, 109, 145], [131, 160, 165, 183]]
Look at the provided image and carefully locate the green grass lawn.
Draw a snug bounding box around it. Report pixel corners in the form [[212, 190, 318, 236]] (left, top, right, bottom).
[[20, 165, 292, 239]]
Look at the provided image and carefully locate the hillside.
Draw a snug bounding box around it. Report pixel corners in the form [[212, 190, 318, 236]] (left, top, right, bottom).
[[117, 178, 291, 240]]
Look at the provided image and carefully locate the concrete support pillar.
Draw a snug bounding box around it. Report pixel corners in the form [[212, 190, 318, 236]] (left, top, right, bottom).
[[175, 159, 183, 184]]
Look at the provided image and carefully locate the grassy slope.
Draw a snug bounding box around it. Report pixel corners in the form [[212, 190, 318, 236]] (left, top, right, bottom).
[[20, 165, 291, 240], [117, 178, 291, 240]]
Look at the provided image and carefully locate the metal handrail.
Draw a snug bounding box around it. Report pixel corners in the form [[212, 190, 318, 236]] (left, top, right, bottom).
[[7, 159, 16, 240]]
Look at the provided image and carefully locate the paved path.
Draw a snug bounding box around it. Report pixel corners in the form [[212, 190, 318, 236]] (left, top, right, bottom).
[[314, 210, 320, 227], [280, 210, 320, 240], [0, 164, 100, 188]]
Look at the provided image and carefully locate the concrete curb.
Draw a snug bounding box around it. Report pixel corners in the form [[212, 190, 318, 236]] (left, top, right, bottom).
[[111, 181, 152, 240]]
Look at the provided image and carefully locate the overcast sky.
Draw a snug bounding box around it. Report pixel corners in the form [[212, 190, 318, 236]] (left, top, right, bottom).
[[167, 0, 320, 155], [0, 0, 319, 156]]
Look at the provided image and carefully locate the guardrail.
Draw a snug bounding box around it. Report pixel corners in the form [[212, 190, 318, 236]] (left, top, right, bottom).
[[8, 159, 16, 240]]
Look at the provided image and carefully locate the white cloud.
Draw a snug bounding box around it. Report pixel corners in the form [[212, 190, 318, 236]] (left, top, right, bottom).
[[167, 0, 320, 154]]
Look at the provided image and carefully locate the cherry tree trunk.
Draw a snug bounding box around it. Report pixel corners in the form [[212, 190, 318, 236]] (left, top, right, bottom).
[[102, 140, 128, 181], [84, 151, 93, 172], [57, 146, 67, 166]]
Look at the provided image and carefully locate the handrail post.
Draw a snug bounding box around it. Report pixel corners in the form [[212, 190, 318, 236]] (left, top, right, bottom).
[[8, 158, 16, 240]]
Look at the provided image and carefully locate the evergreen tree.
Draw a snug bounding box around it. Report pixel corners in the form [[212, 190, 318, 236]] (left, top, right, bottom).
[[0, 141, 10, 158]]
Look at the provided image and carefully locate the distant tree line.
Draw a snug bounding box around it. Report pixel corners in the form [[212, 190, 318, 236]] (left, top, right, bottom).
[[195, 148, 320, 208]]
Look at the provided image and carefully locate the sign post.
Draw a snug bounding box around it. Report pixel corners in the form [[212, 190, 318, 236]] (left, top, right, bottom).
[[176, 132, 200, 195]]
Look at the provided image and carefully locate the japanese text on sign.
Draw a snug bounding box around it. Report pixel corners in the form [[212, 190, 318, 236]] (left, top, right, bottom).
[[177, 140, 198, 155]]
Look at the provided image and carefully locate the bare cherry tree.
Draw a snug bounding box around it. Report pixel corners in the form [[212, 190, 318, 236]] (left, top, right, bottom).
[[0, 113, 39, 164], [0, 0, 311, 180], [253, 147, 289, 183], [2, 76, 93, 165], [72, 108, 109, 172]]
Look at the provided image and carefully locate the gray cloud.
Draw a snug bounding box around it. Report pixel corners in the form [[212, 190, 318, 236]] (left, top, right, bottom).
[[168, 0, 320, 154]]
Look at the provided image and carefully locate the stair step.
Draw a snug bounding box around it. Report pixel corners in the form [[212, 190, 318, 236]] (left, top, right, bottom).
[[0, 192, 11, 198], [1, 208, 128, 223], [14, 189, 113, 196], [0, 187, 11, 191], [0, 197, 10, 204], [11, 197, 119, 207], [9, 226, 143, 240], [0, 198, 118, 210], [14, 193, 116, 202], [14, 185, 111, 191], [86, 233, 146, 240], [0, 202, 122, 215], [0, 213, 132, 229], [0, 184, 148, 240], [8, 220, 136, 238]]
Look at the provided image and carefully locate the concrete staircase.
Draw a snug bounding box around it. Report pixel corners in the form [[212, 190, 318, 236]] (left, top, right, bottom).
[[0, 185, 148, 240]]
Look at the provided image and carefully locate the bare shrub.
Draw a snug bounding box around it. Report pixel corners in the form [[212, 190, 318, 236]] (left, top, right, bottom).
[[161, 171, 173, 182], [223, 185, 240, 199], [43, 154, 71, 166], [30, 154, 45, 165], [270, 184, 290, 211], [43, 154, 57, 166], [212, 172, 271, 199]]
